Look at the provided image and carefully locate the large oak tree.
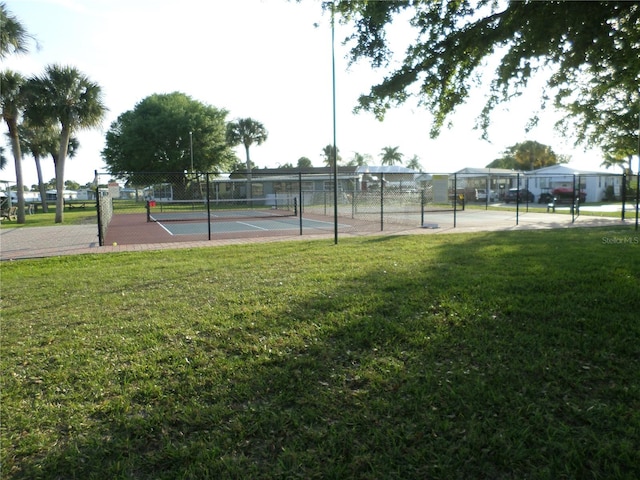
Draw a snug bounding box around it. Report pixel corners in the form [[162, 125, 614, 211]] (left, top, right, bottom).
[[331, 1, 639, 167], [102, 92, 235, 186]]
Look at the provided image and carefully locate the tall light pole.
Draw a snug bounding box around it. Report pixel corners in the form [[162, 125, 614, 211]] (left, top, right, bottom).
[[331, 0, 338, 244]]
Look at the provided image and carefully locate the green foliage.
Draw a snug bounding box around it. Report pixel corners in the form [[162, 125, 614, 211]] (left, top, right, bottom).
[[346, 151, 371, 167], [1, 228, 639, 478], [64, 179, 80, 190], [334, 0, 639, 155], [486, 140, 564, 170], [18, 121, 58, 162], [321, 144, 341, 166], [226, 118, 268, 151], [25, 65, 106, 133], [406, 154, 421, 171], [0, 2, 35, 58], [24, 64, 106, 223], [229, 159, 254, 173], [226, 118, 268, 175], [379, 145, 403, 166], [297, 156, 313, 168], [102, 92, 235, 182]]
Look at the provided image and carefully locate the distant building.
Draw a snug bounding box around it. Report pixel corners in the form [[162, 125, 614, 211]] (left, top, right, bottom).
[[45, 189, 78, 201], [526, 165, 622, 202]]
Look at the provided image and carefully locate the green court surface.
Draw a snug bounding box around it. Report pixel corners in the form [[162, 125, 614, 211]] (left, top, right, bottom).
[[155, 216, 342, 235]]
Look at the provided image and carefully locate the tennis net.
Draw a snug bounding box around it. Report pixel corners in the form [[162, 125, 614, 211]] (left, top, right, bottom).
[[146, 196, 297, 223]]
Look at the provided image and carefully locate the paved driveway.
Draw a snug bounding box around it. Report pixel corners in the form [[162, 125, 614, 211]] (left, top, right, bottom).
[[0, 225, 100, 261]]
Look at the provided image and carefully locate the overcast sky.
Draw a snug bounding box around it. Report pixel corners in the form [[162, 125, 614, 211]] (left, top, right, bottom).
[[2, 0, 609, 187]]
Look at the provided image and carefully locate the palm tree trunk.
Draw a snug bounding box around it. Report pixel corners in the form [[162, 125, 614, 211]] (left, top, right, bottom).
[[34, 154, 48, 213], [54, 126, 71, 223], [7, 120, 25, 223]]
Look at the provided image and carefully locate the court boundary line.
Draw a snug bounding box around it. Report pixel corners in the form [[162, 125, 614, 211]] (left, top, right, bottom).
[[236, 221, 270, 231]]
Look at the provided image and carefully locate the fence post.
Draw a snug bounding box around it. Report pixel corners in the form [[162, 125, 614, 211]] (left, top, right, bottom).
[[571, 173, 576, 224], [576, 175, 581, 220], [299, 171, 303, 236], [453, 173, 457, 228], [206, 172, 211, 240], [380, 172, 384, 231], [95, 170, 104, 246], [515, 173, 520, 226], [421, 189, 424, 226], [485, 174, 490, 209], [621, 173, 626, 222]]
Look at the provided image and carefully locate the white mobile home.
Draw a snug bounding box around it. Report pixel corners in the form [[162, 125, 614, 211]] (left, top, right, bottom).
[[526, 165, 622, 202]]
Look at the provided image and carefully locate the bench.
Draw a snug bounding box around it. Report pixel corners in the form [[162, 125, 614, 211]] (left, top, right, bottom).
[[66, 202, 88, 210], [1, 206, 18, 221], [32, 202, 57, 213], [547, 198, 580, 214]]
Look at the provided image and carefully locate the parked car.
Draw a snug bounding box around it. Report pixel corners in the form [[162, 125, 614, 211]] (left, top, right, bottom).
[[475, 189, 496, 201], [504, 188, 534, 203], [552, 187, 586, 203], [538, 192, 555, 204]]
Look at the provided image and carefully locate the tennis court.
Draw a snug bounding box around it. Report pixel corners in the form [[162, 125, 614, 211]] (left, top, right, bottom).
[[97, 170, 635, 246], [103, 207, 360, 245], [103, 200, 629, 246], [155, 215, 343, 236], [143, 197, 349, 236]]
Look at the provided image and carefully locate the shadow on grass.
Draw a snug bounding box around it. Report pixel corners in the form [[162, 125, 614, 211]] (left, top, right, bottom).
[[9, 228, 640, 479]]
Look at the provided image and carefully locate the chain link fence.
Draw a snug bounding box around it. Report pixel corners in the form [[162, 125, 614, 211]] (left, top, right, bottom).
[[93, 170, 636, 246]]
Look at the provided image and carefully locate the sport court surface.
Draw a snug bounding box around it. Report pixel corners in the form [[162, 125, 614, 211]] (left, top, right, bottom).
[[147, 203, 344, 236], [103, 204, 631, 246], [1, 207, 633, 260], [153, 215, 341, 236]]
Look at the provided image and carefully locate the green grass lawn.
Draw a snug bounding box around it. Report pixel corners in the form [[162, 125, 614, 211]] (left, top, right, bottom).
[[0, 208, 97, 228], [2, 227, 639, 479]]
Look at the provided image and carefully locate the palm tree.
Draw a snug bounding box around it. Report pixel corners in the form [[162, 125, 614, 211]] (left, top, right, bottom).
[[0, 2, 36, 58], [406, 154, 422, 171], [0, 70, 26, 223], [0, 145, 6, 170], [347, 152, 371, 167], [226, 118, 267, 198], [321, 144, 341, 167], [380, 146, 404, 166], [1, 4, 34, 223], [24, 64, 106, 223], [19, 121, 59, 212]]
